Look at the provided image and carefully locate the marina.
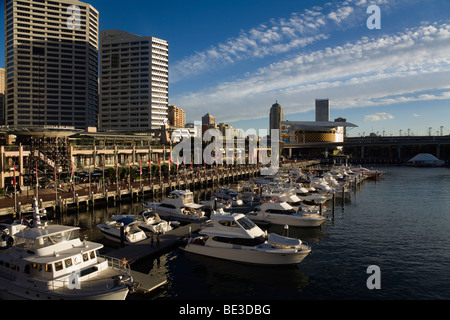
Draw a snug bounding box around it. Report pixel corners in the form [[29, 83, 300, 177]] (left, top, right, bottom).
[[2, 162, 450, 301], [0, 161, 364, 297]]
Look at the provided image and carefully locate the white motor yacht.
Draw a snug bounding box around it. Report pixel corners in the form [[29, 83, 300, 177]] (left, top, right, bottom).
[[246, 201, 326, 227], [214, 187, 243, 206], [111, 210, 173, 235], [0, 198, 135, 300], [182, 212, 311, 265], [97, 217, 147, 244], [143, 190, 206, 222]]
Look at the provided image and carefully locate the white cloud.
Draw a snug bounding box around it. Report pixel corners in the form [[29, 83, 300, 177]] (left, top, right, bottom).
[[327, 6, 354, 23], [172, 22, 450, 123], [364, 112, 394, 121], [170, 1, 366, 82]]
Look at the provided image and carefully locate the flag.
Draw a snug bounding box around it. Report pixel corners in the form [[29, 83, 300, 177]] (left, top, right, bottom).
[[53, 166, 56, 182], [139, 159, 142, 174], [168, 157, 171, 173], [158, 157, 161, 171], [13, 164, 16, 186]]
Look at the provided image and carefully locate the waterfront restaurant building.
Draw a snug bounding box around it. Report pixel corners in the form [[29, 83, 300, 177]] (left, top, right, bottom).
[[280, 119, 357, 158]]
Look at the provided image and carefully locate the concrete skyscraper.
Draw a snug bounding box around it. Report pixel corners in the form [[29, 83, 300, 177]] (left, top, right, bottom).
[[99, 30, 169, 131], [315, 99, 330, 122], [269, 101, 283, 137], [4, 0, 99, 128]]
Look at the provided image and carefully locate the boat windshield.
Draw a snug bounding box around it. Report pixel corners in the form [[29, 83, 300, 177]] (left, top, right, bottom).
[[14, 228, 80, 250], [236, 216, 256, 230], [183, 193, 194, 203]]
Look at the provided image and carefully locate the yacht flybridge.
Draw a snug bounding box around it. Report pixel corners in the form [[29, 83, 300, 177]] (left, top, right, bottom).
[[182, 211, 311, 265], [0, 198, 135, 300], [143, 190, 206, 222]]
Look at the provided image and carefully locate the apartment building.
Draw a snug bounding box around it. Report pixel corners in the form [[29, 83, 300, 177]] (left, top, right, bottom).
[[4, 0, 99, 128], [99, 29, 169, 131]]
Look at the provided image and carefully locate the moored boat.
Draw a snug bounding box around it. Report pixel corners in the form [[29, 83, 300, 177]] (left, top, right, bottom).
[[143, 190, 206, 222], [246, 201, 326, 227], [182, 212, 311, 265], [0, 198, 135, 300], [97, 217, 147, 244]]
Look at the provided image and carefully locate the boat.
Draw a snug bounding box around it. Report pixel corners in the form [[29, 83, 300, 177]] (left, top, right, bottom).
[[111, 210, 173, 235], [350, 166, 384, 179], [0, 198, 135, 300], [246, 201, 326, 227], [1, 221, 28, 246], [143, 190, 206, 222], [97, 217, 147, 244], [200, 198, 232, 211], [182, 212, 311, 265], [294, 186, 330, 203], [214, 187, 244, 206]]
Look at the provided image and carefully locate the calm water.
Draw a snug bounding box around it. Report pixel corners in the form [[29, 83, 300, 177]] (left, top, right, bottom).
[[68, 166, 450, 300]]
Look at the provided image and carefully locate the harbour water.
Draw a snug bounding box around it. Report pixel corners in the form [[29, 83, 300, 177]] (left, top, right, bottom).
[[65, 165, 450, 301]]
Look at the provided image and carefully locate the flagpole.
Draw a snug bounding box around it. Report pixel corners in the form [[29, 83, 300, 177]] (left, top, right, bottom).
[[35, 162, 39, 200], [13, 164, 17, 216], [139, 159, 142, 194], [54, 165, 57, 208]]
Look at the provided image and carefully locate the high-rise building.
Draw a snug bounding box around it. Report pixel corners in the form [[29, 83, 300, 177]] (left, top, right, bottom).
[[99, 29, 169, 131], [202, 113, 215, 134], [4, 0, 99, 128], [315, 99, 330, 122], [0, 68, 5, 125], [269, 101, 283, 137], [168, 105, 185, 128]]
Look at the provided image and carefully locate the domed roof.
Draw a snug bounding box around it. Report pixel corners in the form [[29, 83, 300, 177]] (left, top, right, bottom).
[[408, 153, 440, 162], [271, 101, 282, 108]]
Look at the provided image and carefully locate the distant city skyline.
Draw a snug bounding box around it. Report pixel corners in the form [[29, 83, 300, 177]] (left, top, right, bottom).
[[1, 0, 449, 136]]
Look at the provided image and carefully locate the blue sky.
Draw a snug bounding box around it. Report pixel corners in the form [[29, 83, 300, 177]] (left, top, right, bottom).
[[1, 0, 450, 137]]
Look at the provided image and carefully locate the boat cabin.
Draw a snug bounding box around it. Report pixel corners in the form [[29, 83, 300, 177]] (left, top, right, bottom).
[[0, 225, 104, 289]]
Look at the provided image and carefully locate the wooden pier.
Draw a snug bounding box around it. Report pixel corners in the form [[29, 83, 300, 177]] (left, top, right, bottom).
[[0, 165, 264, 217], [105, 223, 204, 294], [105, 223, 203, 262], [0, 160, 321, 217]]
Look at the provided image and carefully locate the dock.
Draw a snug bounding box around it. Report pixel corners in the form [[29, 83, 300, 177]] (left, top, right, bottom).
[[105, 223, 202, 262], [0, 165, 264, 217], [105, 223, 203, 294], [0, 160, 321, 217]]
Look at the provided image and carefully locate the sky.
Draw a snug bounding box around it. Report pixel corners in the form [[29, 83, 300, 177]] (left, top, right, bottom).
[[1, 0, 450, 137]]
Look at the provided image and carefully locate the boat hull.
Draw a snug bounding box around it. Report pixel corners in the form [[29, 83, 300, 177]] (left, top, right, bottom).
[[182, 244, 310, 265], [0, 279, 129, 300], [247, 213, 326, 227], [97, 228, 146, 244], [151, 207, 205, 223]]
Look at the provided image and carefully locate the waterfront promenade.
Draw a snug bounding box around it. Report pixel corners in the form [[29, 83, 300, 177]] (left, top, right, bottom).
[[0, 160, 320, 217]]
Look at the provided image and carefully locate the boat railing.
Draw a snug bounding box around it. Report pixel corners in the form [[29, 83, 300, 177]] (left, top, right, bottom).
[[99, 254, 132, 276]]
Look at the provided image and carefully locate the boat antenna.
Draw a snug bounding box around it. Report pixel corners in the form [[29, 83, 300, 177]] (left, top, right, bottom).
[[32, 197, 42, 228]]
